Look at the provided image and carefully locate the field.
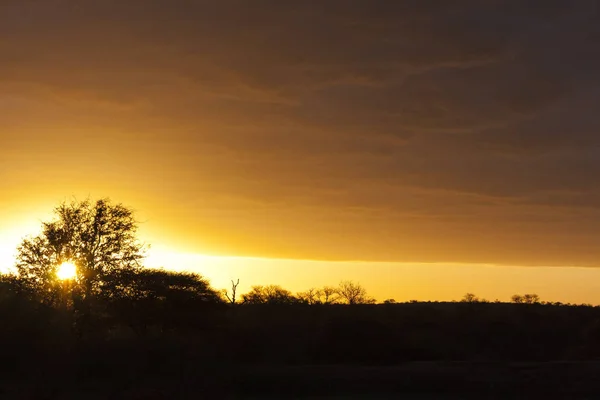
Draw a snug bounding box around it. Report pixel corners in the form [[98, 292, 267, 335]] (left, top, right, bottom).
[[4, 361, 600, 398], [3, 295, 600, 398]]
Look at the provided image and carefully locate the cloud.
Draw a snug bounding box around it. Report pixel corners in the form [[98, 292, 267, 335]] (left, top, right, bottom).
[[2, 0, 600, 265]]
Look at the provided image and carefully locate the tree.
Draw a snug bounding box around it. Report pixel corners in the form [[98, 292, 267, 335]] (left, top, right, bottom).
[[336, 280, 375, 305], [0, 273, 19, 301], [297, 287, 322, 305], [104, 268, 220, 303], [383, 299, 397, 304], [297, 286, 343, 305], [223, 278, 240, 305], [15, 198, 146, 303], [320, 286, 340, 304], [461, 293, 480, 303], [0, 272, 32, 299], [523, 293, 540, 304], [241, 285, 298, 305], [511, 293, 540, 304], [511, 294, 524, 304], [103, 268, 222, 333]]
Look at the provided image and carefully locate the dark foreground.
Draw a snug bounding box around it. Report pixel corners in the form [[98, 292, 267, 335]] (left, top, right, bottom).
[[4, 292, 600, 398], [4, 361, 600, 399]]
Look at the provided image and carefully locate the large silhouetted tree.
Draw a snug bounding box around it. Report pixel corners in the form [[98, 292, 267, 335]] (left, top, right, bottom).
[[15, 198, 146, 302]]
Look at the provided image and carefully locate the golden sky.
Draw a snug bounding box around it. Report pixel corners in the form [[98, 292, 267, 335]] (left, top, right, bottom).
[[2, 1, 600, 303]]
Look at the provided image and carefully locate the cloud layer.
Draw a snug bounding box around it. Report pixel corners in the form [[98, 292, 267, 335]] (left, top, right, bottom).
[[2, 0, 600, 266]]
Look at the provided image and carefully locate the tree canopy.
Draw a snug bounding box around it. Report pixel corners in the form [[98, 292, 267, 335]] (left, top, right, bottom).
[[337, 280, 375, 305], [241, 285, 299, 305], [15, 198, 146, 302]]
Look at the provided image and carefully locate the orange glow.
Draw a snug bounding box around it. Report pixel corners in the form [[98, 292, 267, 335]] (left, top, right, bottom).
[[2, 1, 600, 306], [56, 261, 77, 280]]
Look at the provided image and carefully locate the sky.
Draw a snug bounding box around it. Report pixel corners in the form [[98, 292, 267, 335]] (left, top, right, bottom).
[[2, 1, 600, 303]]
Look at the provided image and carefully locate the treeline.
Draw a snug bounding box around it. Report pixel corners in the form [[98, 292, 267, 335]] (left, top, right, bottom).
[[6, 264, 600, 398], [229, 280, 376, 305], [4, 197, 600, 388], [3, 264, 580, 309], [0, 266, 375, 307], [3, 269, 600, 364]]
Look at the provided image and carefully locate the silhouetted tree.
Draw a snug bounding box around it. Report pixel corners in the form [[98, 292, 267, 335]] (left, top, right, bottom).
[[320, 286, 340, 304], [461, 293, 480, 303], [523, 293, 540, 304], [0, 273, 18, 301], [0, 272, 31, 299], [337, 280, 375, 305], [297, 287, 322, 305], [511, 294, 524, 303], [103, 268, 220, 303], [298, 286, 344, 305], [223, 278, 240, 305], [241, 285, 298, 305], [383, 299, 396, 304], [511, 293, 540, 304], [15, 198, 146, 303], [102, 268, 222, 333]]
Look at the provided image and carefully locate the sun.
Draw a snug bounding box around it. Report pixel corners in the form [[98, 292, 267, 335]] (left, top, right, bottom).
[[56, 261, 77, 280]]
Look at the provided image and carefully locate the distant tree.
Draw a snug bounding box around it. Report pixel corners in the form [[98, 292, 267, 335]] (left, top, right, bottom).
[[523, 293, 540, 304], [511, 294, 524, 304], [461, 293, 480, 303], [383, 299, 396, 304], [297, 288, 322, 305], [297, 286, 344, 305], [223, 279, 240, 305], [321, 286, 340, 304], [511, 294, 541, 304], [15, 198, 146, 303], [337, 280, 375, 305], [241, 285, 298, 305]]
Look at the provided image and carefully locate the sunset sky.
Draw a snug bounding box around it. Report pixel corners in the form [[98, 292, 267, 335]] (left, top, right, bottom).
[[2, 1, 600, 303]]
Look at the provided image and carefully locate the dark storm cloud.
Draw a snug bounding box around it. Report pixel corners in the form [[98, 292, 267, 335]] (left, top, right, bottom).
[[2, 0, 600, 264]]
